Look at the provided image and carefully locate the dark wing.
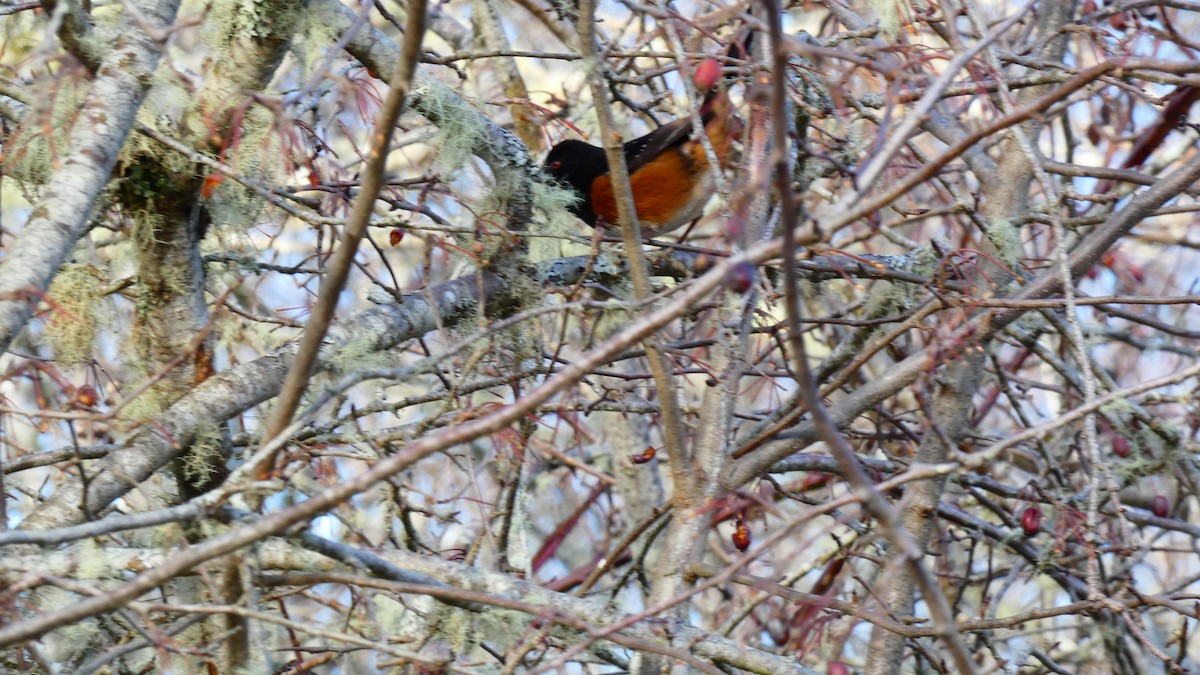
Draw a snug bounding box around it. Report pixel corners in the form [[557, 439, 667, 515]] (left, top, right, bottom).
[[622, 93, 718, 174]]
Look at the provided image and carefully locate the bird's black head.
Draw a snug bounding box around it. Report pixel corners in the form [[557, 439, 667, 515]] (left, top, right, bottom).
[[542, 139, 609, 226]]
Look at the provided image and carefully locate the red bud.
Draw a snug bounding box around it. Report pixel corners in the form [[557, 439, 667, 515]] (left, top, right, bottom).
[[389, 228, 405, 246]]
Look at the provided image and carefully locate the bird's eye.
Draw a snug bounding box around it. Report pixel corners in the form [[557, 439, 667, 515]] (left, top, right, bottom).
[[549, 160, 562, 171]]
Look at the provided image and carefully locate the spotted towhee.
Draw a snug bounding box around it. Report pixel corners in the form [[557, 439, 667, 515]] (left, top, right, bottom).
[[542, 59, 739, 238]]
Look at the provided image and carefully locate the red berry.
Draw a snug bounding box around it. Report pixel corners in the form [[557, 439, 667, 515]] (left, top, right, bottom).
[[1151, 495, 1170, 518], [1021, 507, 1042, 536], [732, 518, 751, 551], [1112, 435, 1131, 458], [389, 228, 405, 246], [828, 662, 851, 675], [693, 58, 722, 91], [76, 385, 98, 408], [725, 261, 756, 294]]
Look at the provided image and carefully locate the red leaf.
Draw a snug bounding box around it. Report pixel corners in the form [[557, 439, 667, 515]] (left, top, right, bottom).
[[200, 172, 224, 199], [629, 446, 657, 464]]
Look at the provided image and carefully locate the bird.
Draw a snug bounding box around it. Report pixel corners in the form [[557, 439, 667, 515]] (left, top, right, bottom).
[[541, 58, 739, 238]]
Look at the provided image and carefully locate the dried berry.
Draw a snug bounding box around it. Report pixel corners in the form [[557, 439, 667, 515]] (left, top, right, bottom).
[[732, 518, 751, 551], [629, 447, 657, 465], [1113, 435, 1131, 458], [76, 385, 98, 408], [1151, 495, 1170, 518], [725, 261, 756, 294], [1021, 507, 1042, 536], [389, 228, 405, 246]]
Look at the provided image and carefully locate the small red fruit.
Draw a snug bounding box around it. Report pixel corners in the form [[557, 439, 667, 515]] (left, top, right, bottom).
[[732, 518, 751, 551], [1151, 495, 1170, 518], [76, 385, 98, 408], [828, 662, 851, 675], [389, 228, 405, 246], [1112, 435, 1131, 458], [1021, 507, 1042, 536], [693, 58, 722, 91], [725, 261, 756, 294]]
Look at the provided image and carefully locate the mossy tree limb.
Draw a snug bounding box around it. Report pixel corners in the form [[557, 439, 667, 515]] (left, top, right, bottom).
[[0, 0, 183, 355]]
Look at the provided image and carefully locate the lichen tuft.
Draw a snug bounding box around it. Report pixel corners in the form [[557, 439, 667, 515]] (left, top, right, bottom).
[[44, 263, 107, 365]]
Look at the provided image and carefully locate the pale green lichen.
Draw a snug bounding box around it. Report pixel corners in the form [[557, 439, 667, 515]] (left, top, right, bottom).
[[182, 422, 225, 487], [44, 263, 107, 365], [413, 80, 491, 175], [327, 333, 397, 374], [290, 3, 343, 71], [34, 586, 100, 651], [1, 75, 88, 195], [208, 0, 284, 46], [983, 218, 1023, 268], [867, 0, 917, 37], [117, 387, 173, 422], [529, 178, 591, 260], [203, 108, 278, 234], [127, 207, 169, 253], [77, 538, 116, 580]]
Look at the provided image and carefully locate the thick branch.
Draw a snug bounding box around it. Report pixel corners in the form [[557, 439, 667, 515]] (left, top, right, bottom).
[[0, 0, 182, 354]]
